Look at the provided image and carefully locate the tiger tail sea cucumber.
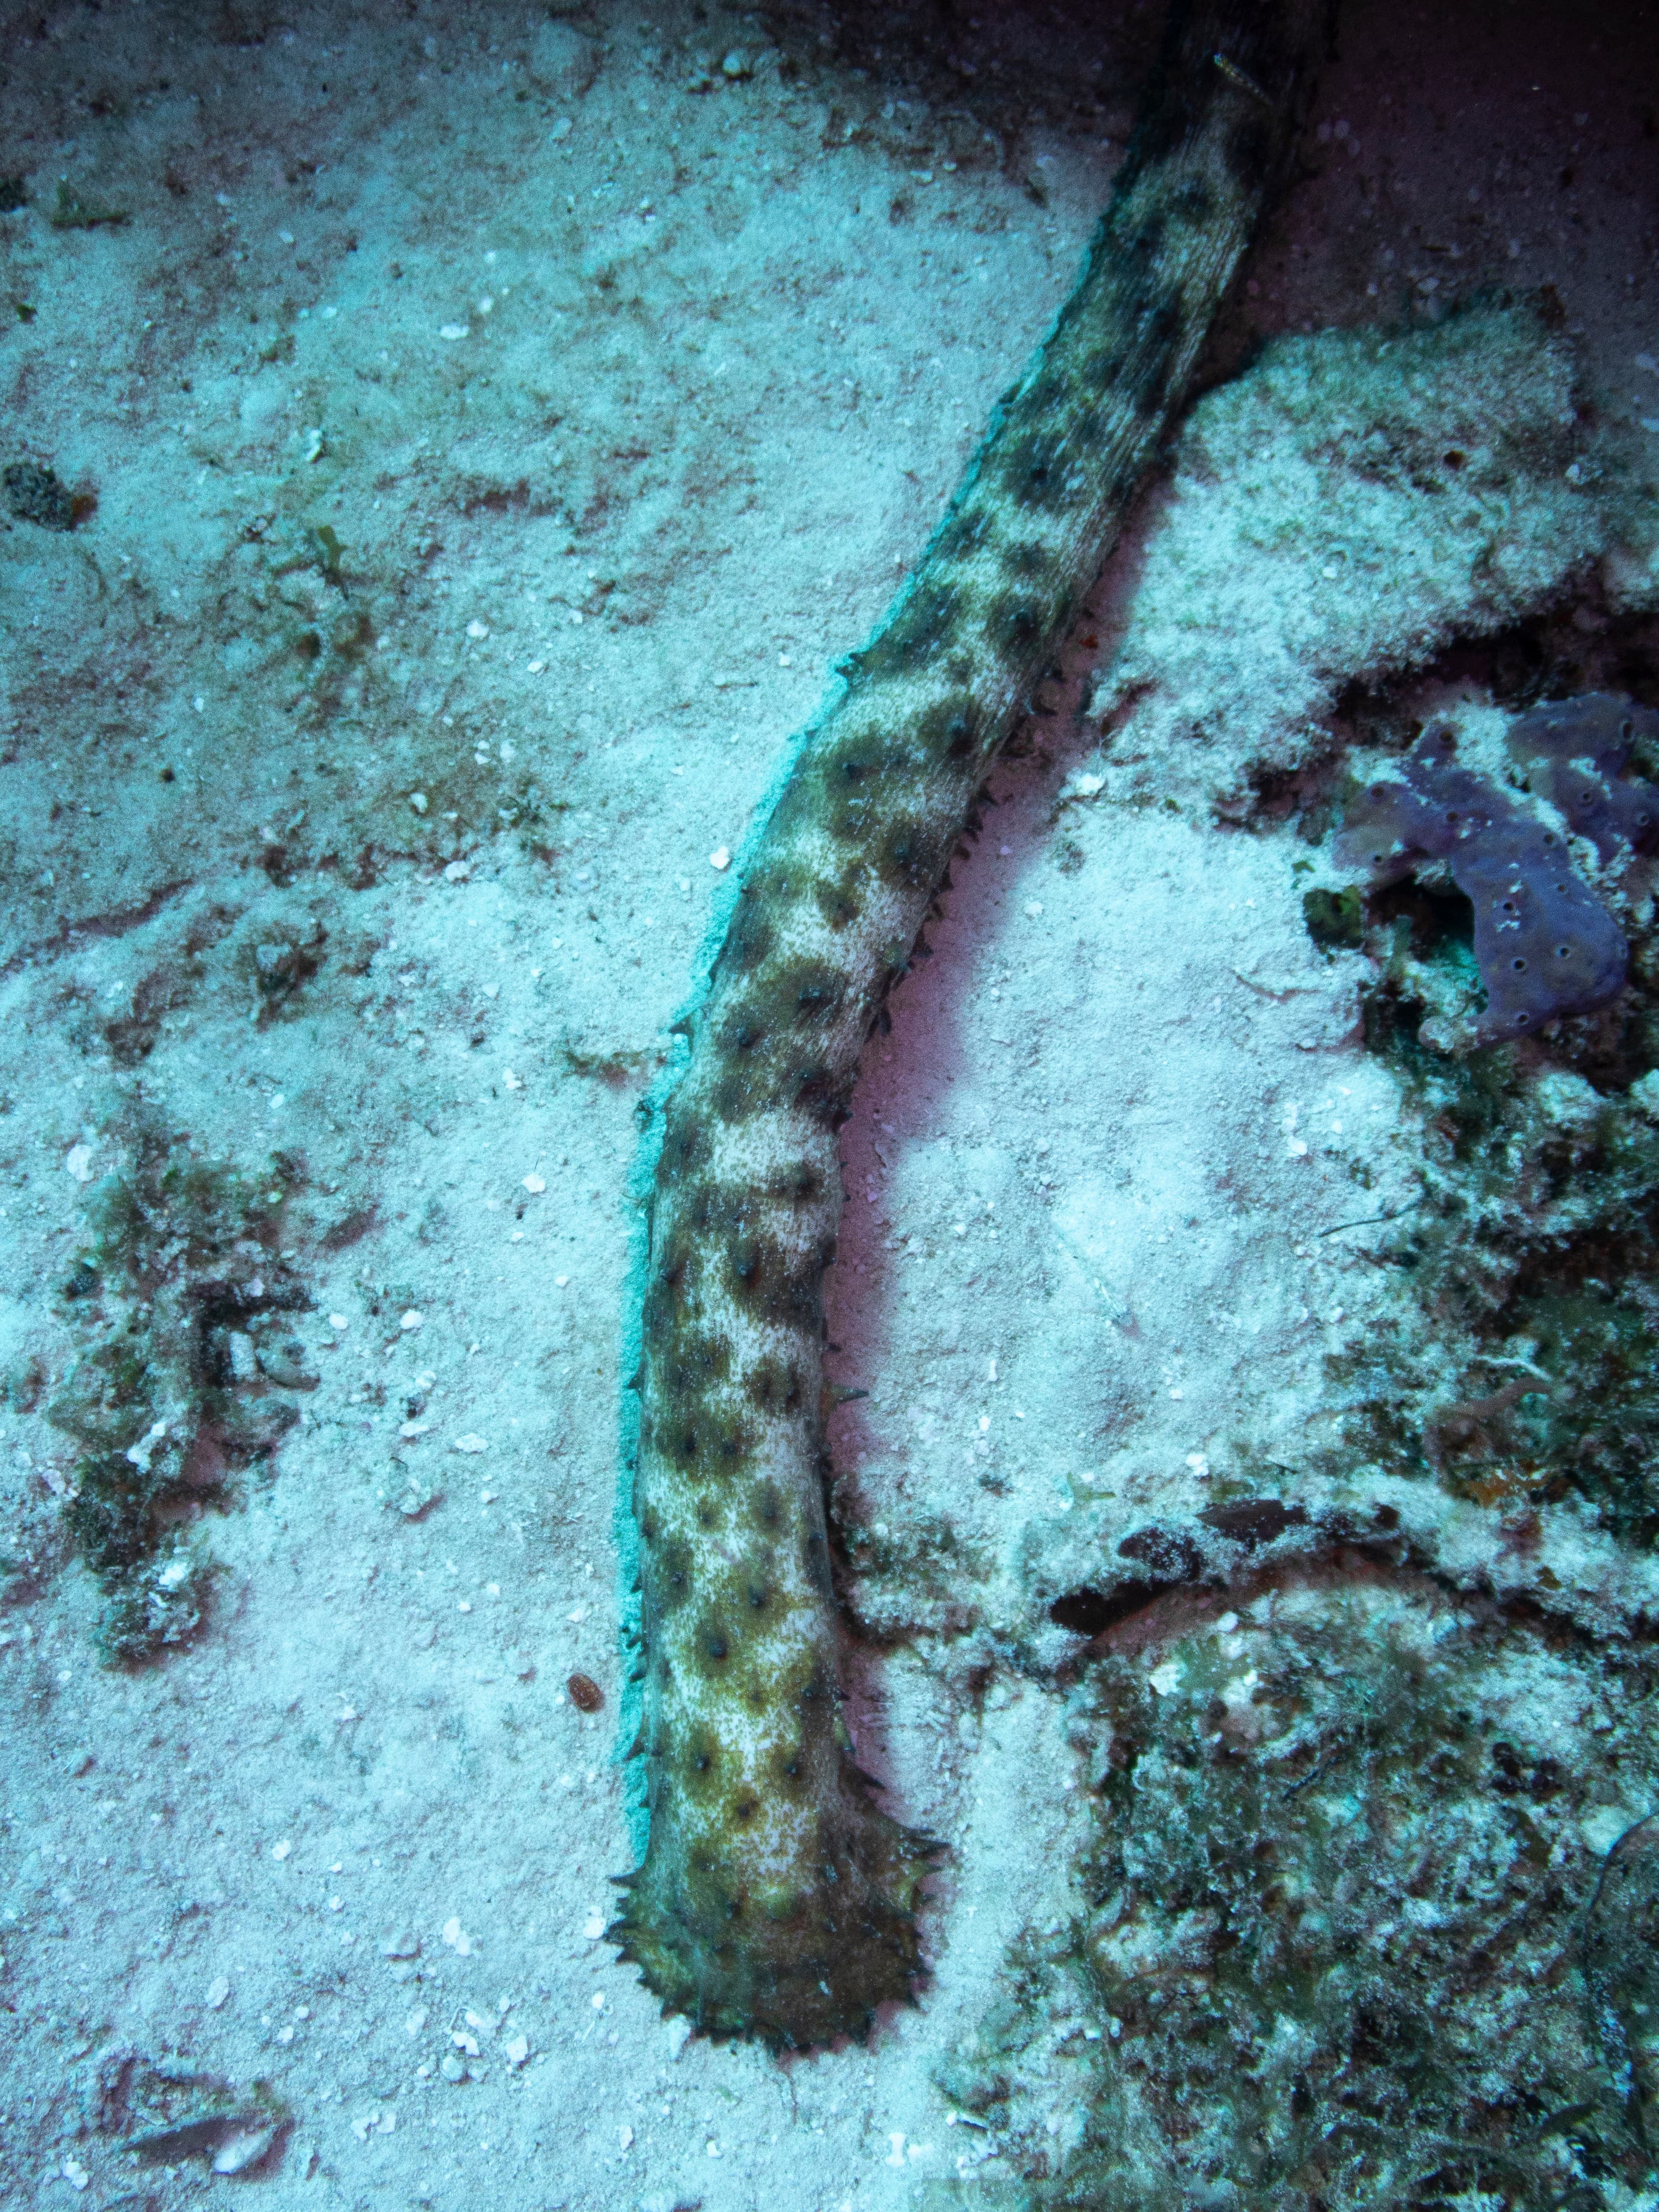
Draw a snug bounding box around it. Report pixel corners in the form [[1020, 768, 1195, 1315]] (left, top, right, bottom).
[[612, 0, 1328, 2049]]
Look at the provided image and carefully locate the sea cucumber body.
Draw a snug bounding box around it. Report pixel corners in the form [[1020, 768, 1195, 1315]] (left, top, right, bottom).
[[613, 0, 1325, 2048]]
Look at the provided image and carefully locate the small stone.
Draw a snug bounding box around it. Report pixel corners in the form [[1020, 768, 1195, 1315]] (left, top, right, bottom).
[[206, 1974, 232, 2010], [441, 1916, 473, 1955], [1583, 1804, 1639, 1857], [722, 48, 751, 76], [452, 1433, 488, 1455], [444, 860, 472, 883], [567, 1671, 603, 1713], [526, 22, 597, 96], [380, 1929, 420, 1959], [271, 1839, 292, 1861], [439, 323, 470, 342], [440, 2052, 468, 2083], [409, 792, 429, 815], [522, 1173, 546, 1194], [505, 2034, 529, 2068], [400, 1310, 424, 1333], [664, 2015, 692, 2061], [466, 619, 490, 640], [213, 2124, 279, 2174]]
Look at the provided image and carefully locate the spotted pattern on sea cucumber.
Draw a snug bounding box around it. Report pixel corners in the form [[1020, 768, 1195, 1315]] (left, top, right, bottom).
[[611, 0, 1328, 2051]]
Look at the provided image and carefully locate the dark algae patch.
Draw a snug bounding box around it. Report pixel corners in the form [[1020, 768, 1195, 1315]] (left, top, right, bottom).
[[46, 1126, 312, 1662], [941, 1580, 1659, 2209], [3, 458, 76, 530], [1322, 980, 1659, 1538], [1301, 690, 1659, 1541]]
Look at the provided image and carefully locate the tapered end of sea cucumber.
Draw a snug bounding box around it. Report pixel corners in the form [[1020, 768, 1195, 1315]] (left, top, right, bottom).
[[608, 1782, 937, 2052]]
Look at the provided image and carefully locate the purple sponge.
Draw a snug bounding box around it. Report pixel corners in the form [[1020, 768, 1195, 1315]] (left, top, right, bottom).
[[1505, 691, 1659, 863], [1337, 725, 1628, 1047]]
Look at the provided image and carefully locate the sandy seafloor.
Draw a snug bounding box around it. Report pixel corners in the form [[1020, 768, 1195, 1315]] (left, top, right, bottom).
[[3, 2, 1659, 2208]]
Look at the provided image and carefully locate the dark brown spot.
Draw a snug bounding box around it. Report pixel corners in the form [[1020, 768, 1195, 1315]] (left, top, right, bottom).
[[722, 1011, 767, 1052], [878, 815, 948, 891], [724, 1225, 832, 1327], [744, 1357, 803, 1413], [995, 598, 1042, 653], [813, 870, 863, 931], [671, 1118, 711, 1171], [719, 902, 775, 979], [765, 1157, 821, 1203], [918, 702, 978, 763], [667, 1333, 731, 1395]]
